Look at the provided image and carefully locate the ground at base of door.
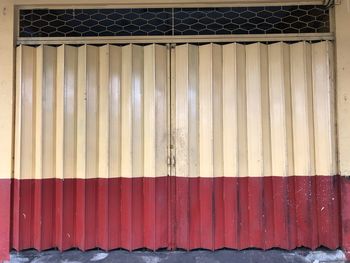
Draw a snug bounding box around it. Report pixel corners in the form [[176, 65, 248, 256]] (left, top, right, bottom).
[[8, 248, 348, 263]]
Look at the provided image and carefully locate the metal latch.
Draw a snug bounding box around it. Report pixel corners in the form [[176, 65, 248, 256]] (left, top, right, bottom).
[[167, 144, 176, 169], [167, 155, 176, 167]]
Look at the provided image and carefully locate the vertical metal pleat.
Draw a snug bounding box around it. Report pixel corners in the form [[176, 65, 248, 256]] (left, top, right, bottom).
[[86, 46, 99, 180], [76, 45, 86, 181], [16, 45, 35, 181], [64, 46, 78, 180], [175, 44, 196, 179], [42, 47, 57, 179], [290, 42, 315, 176], [246, 43, 271, 177], [98, 45, 110, 179], [173, 44, 198, 249], [144, 45, 156, 178], [121, 45, 133, 179], [109, 45, 122, 179], [267, 43, 294, 248], [153, 45, 168, 179], [198, 44, 214, 179], [222, 44, 242, 177], [34, 46, 43, 181], [311, 42, 336, 175], [268, 43, 293, 176], [14, 45, 35, 250]]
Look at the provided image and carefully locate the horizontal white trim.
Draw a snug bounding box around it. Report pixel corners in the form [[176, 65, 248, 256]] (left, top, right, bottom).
[[17, 33, 334, 45], [15, 0, 325, 8]]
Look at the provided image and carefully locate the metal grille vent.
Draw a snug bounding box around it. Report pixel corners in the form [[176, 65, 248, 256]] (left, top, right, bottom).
[[19, 6, 330, 38]]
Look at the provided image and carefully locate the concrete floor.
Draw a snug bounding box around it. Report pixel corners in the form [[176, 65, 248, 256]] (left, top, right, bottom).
[[8, 248, 348, 263]]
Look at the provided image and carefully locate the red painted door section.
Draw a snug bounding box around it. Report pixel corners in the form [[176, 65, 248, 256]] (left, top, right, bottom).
[[3, 41, 348, 261]]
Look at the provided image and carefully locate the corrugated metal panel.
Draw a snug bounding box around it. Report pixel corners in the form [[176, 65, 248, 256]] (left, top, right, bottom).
[[13, 44, 169, 250], [173, 42, 336, 178], [172, 42, 339, 250], [12, 42, 340, 252], [15, 44, 168, 180]]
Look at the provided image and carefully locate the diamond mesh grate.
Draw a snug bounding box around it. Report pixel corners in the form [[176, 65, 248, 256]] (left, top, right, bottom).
[[174, 6, 329, 35], [19, 6, 330, 38]]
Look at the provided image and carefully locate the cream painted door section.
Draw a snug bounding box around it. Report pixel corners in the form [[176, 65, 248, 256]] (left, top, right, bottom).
[[14, 41, 336, 180], [14, 44, 168, 180], [311, 42, 336, 176], [173, 42, 336, 178]]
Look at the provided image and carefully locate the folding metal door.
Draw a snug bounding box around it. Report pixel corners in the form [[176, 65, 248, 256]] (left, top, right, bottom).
[[13, 41, 339, 252], [14, 44, 169, 251], [172, 42, 339, 250]]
